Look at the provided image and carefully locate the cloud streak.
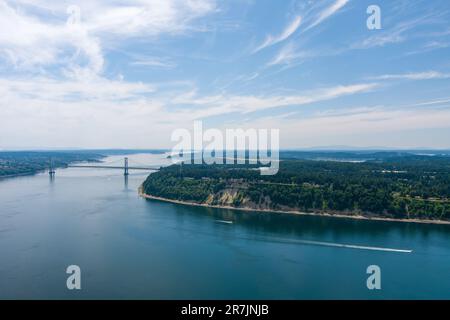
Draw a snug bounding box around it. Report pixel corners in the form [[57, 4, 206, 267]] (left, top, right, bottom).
[[175, 83, 379, 118], [305, 0, 349, 31], [250, 106, 450, 148], [130, 57, 177, 69], [254, 15, 302, 53], [267, 43, 313, 66], [370, 71, 450, 81]]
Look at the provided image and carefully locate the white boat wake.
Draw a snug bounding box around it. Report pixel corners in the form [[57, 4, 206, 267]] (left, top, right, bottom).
[[255, 236, 413, 253], [215, 220, 234, 224]]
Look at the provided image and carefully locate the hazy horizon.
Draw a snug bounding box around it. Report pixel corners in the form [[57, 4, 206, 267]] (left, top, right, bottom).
[[2, 145, 450, 152]]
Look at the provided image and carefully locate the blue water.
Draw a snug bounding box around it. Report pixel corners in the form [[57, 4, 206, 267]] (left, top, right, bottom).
[[0, 154, 449, 299]]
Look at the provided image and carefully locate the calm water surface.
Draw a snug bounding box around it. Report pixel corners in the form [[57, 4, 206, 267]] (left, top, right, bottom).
[[1, 154, 449, 299]]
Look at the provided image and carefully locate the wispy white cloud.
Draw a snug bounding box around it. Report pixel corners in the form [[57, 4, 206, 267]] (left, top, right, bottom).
[[0, 1, 103, 76], [175, 82, 378, 118], [0, 0, 216, 75], [0, 76, 156, 102], [0, 74, 377, 148], [0, 74, 194, 148], [370, 71, 450, 81], [305, 0, 349, 31], [406, 41, 450, 56], [84, 0, 216, 37], [253, 15, 302, 53], [267, 43, 312, 66], [353, 15, 438, 50], [410, 98, 450, 107], [130, 57, 177, 69], [354, 27, 406, 49], [0, 0, 219, 148], [265, 0, 350, 67], [249, 105, 450, 148]]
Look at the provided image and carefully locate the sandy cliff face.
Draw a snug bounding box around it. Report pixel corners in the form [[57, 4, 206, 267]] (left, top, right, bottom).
[[204, 189, 245, 206], [203, 186, 275, 211]]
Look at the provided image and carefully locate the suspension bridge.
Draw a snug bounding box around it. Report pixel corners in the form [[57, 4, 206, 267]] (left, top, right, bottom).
[[50, 157, 160, 176]]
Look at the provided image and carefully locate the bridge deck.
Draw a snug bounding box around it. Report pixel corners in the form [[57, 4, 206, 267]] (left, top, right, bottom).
[[68, 165, 160, 170]]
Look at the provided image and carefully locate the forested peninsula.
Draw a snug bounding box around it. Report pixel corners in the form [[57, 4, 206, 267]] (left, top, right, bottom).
[[142, 153, 450, 223]]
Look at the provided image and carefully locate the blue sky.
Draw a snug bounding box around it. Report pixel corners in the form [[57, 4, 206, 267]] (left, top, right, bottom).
[[1, 0, 450, 149]]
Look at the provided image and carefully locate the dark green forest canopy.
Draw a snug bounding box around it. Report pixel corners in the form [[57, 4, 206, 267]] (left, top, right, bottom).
[[143, 154, 450, 221]]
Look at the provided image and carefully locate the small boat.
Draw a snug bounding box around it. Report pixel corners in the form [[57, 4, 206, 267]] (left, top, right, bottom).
[[215, 220, 234, 224]]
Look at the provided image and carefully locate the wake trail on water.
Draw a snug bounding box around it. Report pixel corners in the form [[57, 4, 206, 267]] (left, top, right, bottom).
[[249, 236, 413, 253], [160, 224, 413, 253], [215, 220, 234, 224]]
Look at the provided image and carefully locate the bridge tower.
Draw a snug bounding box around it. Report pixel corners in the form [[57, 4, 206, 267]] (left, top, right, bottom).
[[49, 157, 55, 176], [124, 157, 129, 176]]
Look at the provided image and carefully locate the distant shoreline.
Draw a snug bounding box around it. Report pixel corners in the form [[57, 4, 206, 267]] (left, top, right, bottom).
[[0, 155, 106, 181], [138, 187, 450, 225], [0, 171, 39, 179]]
